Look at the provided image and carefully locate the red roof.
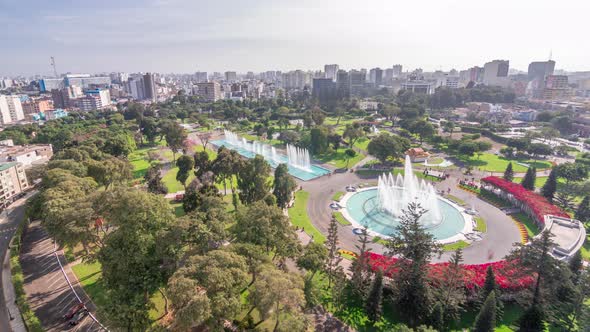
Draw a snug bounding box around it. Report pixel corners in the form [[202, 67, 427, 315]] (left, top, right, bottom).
[[481, 176, 569, 222]]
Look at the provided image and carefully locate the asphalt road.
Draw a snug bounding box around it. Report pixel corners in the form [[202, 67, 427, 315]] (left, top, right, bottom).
[[0, 194, 30, 332]]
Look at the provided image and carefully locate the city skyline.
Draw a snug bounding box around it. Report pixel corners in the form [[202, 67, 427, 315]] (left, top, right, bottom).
[[2, 0, 590, 76]]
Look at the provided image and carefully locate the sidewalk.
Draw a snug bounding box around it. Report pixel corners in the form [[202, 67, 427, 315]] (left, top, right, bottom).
[[1, 249, 26, 332]]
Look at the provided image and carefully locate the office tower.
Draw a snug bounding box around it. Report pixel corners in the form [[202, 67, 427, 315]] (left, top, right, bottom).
[[483, 60, 510, 87], [196, 82, 221, 101], [225, 71, 237, 82], [392, 64, 403, 77], [528, 60, 555, 97], [85, 89, 111, 107], [312, 78, 337, 104], [0, 95, 24, 124], [349, 70, 366, 95], [51, 88, 71, 109], [195, 72, 208, 83], [543, 75, 569, 100], [324, 64, 339, 81], [39, 78, 65, 92], [143, 73, 157, 102], [369, 68, 383, 86], [336, 70, 350, 99]]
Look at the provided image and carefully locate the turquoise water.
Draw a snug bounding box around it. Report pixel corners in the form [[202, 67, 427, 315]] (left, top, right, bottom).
[[211, 139, 331, 181], [346, 189, 466, 240]]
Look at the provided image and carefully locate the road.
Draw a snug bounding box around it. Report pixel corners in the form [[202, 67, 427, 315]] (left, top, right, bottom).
[[0, 194, 31, 332]]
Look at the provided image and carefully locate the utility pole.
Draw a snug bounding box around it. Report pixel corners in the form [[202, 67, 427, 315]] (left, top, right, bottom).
[[50, 56, 58, 78]]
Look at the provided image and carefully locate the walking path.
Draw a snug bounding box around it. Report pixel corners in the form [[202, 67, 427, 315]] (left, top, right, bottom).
[[20, 221, 104, 331]]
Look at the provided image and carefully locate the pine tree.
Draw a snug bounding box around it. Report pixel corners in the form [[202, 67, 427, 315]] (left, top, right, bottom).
[[503, 162, 514, 182], [541, 169, 558, 202], [479, 266, 504, 321], [521, 167, 536, 191], [325, 216, 342, 287], [365, 270, 384, 325], [517, 304, 545, 332], [575, 196, 590, 223], [349, 228, 372, 299], [473, 291, 497, 332]]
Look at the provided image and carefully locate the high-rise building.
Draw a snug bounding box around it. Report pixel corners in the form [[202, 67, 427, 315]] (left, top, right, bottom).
[[196, 82, 221, 101], [0, 95, 24, 124], [195, 72, 208, 83], [0, 162, 29, 207], [483, 60, 510, 87], [392, 64, 403, 77], [225, 71, 237, 82], [85, 89, 111, 107], [143, 73, 157, 102], [324, 64, 339, 81], [528, 60, 555, 97], [401, 80, 435, 94], [312, 78, 337, 104], [349, 70, 366, 95], [543, 75, 569, 100], [369, 68, 383, 86], [336, 70, 350, 99], [281, 70, 311, 90]]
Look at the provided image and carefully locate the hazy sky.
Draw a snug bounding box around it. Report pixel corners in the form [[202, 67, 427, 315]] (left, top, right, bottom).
[[2, 0, 589, 76]]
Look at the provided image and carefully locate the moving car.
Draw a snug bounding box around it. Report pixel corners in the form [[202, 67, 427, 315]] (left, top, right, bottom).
[[63, 302, 85, 320], [68, 309, 88, 326]]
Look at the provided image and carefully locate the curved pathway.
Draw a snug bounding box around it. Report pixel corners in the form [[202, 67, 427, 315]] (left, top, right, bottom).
[[303, 168, 521, 265]]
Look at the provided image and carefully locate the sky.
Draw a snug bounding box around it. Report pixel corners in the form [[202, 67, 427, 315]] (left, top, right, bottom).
[[1, 0, 589, 76]]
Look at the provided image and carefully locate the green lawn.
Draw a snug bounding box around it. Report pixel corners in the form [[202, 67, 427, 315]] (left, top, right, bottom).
[[332, 211, 351, 226], [288, 191, 326, 243], [512, 212, 540, 238], [581, 236, 590, 261], [162, 166, 195, 193], [446, 194, 466, 206], [128, 147, 157, 178], [332, 191, 345, 201], [461, 153, 552, 173], [443, 240, 470, 251], [318, 149, 365, 169], [474, 216, 487, 232], [169, 200, 185, 217], [71, 261, 166, 323], [354, 137, 371, 151]]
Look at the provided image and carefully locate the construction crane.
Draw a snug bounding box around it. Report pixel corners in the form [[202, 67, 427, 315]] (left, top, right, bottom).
[[50, 56, 58, 78]]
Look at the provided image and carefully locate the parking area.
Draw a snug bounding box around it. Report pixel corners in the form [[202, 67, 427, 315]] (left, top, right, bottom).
[[20, 221, 102, 331]]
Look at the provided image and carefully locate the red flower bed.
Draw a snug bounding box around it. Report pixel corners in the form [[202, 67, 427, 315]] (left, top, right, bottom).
[[366, 252, 535, 292], [481, 176, 569, 223]]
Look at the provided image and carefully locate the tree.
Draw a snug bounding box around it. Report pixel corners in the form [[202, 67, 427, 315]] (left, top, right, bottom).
[[367, 133, 411, 163], [576, 196, 590, 223], [197, 132, 212, 150], [279, 130, 300, 145], [343, 123, 364, 147], [555, 162, 588, 186], [443, 121, 456, 137], [458, 141, 478, 157], [248, 265, 306, 331], [167, 250, 249, 329], [328, 133, 342, 151], [521, 167, 536, 191], [310, 106, 326, 125], [176, 155, 194, 190], [409, 119, 435, 144], [350, 228, 372, 299], [273, 164, 296, 209], [193, 150, 211, 178], [517, 304, 545, 332], [237, 155, 271, 204], [479, 266, 504, 321], [164, 121, 187, 160], [182, 173, 220, 213], [344, 148, 357, 169], [144, 164, 167, 194], [527, 143, 553, 158], [473, 292, 497, 332], [503, 162, 514, 182], [297, 242, 328, 281], [325, 217, 342, 287], [386, 203, 442, 327], [366, 270, 384, 325], [435, 249, 467, 328], [309, 127, 329, 155], [541, 169, 558, 202], [86, 157, 133, 189]]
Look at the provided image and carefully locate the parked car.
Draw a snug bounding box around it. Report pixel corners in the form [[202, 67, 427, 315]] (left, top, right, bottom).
[[68, 309, 88, 326], [63, 303, 85, 320]]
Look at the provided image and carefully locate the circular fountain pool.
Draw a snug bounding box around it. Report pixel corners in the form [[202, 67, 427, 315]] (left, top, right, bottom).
[[342, 188, 468, 243]]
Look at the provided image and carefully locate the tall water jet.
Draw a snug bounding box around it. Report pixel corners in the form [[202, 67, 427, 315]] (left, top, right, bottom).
[[286, 144, 311, 171], [377, 155, 442, 227]]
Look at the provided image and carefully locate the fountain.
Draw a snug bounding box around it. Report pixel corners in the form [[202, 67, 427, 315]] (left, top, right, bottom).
[[377, 155, 442, 227], [286, 144, 311, 171], [215, 130, 331, 181]]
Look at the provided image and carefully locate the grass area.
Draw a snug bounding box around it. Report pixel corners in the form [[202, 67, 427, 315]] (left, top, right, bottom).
[[332, 191, 345, 201], [354, 137, 371, 151], [474, 216, 487, 233], [443, 240, 470, 251], [581, 236, 590, 261], [355, 168, 392, 177], [169, 200, 185, 217], [71, 261, 166, 323], [128, 146, 159, 178], [288, 191, 326, 243], [239, 132, 282, 147], [371, 236, 388, 246], [318, 149, 365, 169], [162, 166, 195, 193], [460, 153, 552, 173], [512, 212, 541, 238], [332, 211, 351, 226], [446, 194, 466, 206], [339, 252, 357, 260]]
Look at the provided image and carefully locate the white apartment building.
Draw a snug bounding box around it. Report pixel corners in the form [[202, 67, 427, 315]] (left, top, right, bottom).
[[0, 95, 25, 124], [483, 60, 510, 88], [0, 162, 28, 207]]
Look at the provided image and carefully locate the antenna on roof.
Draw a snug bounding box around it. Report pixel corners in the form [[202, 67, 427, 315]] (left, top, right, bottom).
[[50, 56, 58, 78], [548, 50, 553, 61]]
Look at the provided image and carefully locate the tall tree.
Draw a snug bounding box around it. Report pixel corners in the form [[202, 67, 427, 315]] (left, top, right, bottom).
[[325, 216, 342, 286], [144, 164, 167, 194], [386, 203, 442, 327], [212, 146, 236, 194], [343, 123, 364, 147], [366, 270, 384, 325], [473, 291, 497, 332], [164, 121, 187, 161], [517, 304, 545, 332], [575, 195, 590, 223], [193, 150, 211, 178], [237, 155, 271, 204], [367, 133, 411, 163], [541, 169, 558, 202], [349, 228, 372, 299], [309, 127, 329, 155], [503, 162, 514, 182], [176, 155, 194, 190], [344, 148, 357, 169], [273, 164, 297, 209], [436, 249, 467, 328], [297, 242, 328, 281], [479, 266, 504, 321], [521, 167, 536, 191]]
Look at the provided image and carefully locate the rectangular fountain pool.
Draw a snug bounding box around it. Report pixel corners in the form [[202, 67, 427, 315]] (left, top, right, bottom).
[[211, 139, 332, 181]]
